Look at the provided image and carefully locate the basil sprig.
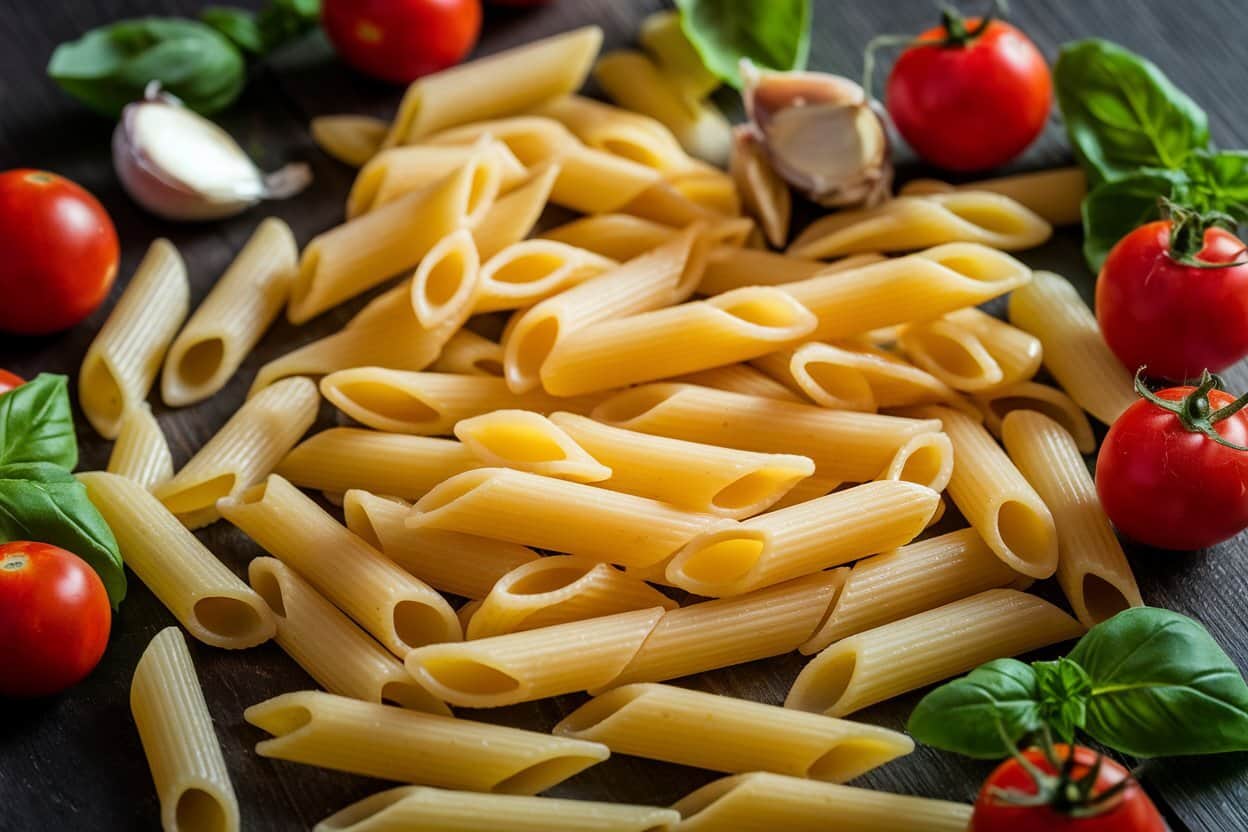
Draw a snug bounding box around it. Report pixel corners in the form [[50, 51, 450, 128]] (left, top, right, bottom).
[[0, 376, 125, 607], [675, 0, 812, 90], [909, 607, 1248, 759]]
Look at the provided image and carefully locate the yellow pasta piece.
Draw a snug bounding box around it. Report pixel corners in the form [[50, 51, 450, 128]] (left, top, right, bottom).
[[409, 229, 483, 329], [638, 10, 720, 101], [472, 161, 562, 261], [246, 690, 607, 794], [672, 772, 973, 832], [80, 239, 189, 438], [698, 249, 881, 296], [1002, 411, 1143, 627], [542, 213, 751, 261], [754, 342, 957, 412], [131, 627, 240, 832], [161, 218, 296, 406], [673, 365, 804, 403], [875, 431, 955, 493], [731, 126, 790, 247], [348, 142, 526, 218], [312, 115, 389, 166], [218, 475, 460, 655], [669, 169, 741, 216], [898, 307, 1042, 392], [1008, 270, 1136, 425], [454, 409, 611, 482], [476, 240, 616, 313], [900, 167, 1086, 226], [429, 329, 504, 377], [153, 377, 318, 528], [619, 179, 723, 226], [533, 94, 696, 174], [79, 472, 275, 648], [973, 381, 1097, 454], [107, 404, 173, 492], [766, 474, 842, 510]]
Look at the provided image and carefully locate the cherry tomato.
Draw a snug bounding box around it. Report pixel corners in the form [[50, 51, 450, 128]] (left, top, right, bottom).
[[971, 745, 1165, 832], [886, 17, 1052, 172], [322, 0, 483, 85], [0, 370, 23, 394], [0, 541, 112, 697], [0, 170, 119, 336], [1097, 220, 1248, 381]]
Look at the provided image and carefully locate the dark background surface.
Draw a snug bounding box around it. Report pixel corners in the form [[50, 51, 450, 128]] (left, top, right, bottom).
[[2, 1, 1247, 829]]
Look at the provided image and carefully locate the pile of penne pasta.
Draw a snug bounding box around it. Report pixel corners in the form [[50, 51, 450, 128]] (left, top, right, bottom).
[[74, 24, 1148, 832]]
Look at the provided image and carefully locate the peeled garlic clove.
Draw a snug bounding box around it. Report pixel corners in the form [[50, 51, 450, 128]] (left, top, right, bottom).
[[114, 84, 311, 221], [742, 61, 893, 209]]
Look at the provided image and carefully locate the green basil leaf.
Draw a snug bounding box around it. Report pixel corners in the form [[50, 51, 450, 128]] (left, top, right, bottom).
[[257, 0, 322, 53], [0, 374, 78, 470], [202, 7, 265, 54], [1184, 149, 1248, 220], [1070, 607, 1248, 757], [1033, 658, 1092, 743], [1055, 39, 1210, 187], [48, 18, 246, 117], [675, 0, 811, 89], [1081, 168, 1186, 271], [0, 463, 126, 607], [907, 659, 1045, 759]]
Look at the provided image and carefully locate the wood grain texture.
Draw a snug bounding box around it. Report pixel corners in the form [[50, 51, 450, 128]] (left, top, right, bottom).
[[2, 1, 1247, 830]]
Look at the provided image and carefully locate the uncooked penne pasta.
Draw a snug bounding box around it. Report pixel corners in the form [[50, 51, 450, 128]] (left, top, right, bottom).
[[542, 213, 750, 262], [218, 475, 460, 655], [973, 381, 1097, 454], [780, 243, 1031, 342], [767, 474, 842, 510], [429, 329, 504, 376], [1002, 411, 1143, 627], [472, 161, 562, 261], [154, 377, 318, 529], [249, 558, 449, 714], [407, 467, 719, 567], [246, 691, 607, 794], [476, 240, 616, 313], [162, 218, 296, 406], [697, 249, 871, 296], [277, 428, 481, 501], [672, 772, 973, 832], [731, 126, 791, 247], [639, 10, 720, 101], [666, 481, 938, 597], [107, 404, 173, 491], [669, 169, 741, 216], [899, 308, 1042, 392], [465, 555, 676, 639], [79, 472, 275, 648], [314, 785, 680, 832], [453, 410, 611, 482], [875, 431, 955, 493], [787, 589, 1083, 717], [344, 490, 537, 599], [131, 627, 240, 832], [900, 167, 1086, 226], [409, 229, 483, 329], [534, 94, 696, 174], [348, 142, 526, 218], [1008, 270, 1136, 425], [383, 26, 603, 148], [799, 528, 1024, 654], [673, 364, 804, 402], [311, 114, 388, 167], [556, 684, 912, 782], [80, 239, 189, 438], [549, 412, 813, 519], [754, 342, 957, 412]]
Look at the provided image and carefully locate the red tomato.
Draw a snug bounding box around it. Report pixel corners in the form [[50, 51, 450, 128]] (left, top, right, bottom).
[[0, 170, 119, 335], [1097, 220, 1248, 381], [1097, 381, 1248, 550], [886, 18, 1052, 171], [0, 369, 23, 394], [322, 0, 483, 85], [0, 541, 111, 697], [971, 746, 1165, 832]]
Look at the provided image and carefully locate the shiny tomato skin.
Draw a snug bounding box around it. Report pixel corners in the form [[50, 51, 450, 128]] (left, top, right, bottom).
[[1097, 220, 1248, 381], [886, 20, 1052, 172], [1097, 386, 1248, 550], [322, 0, 483, 84], [0, 170, 119, 335], [0, 370, 23, 394], [971, 746, 1165, 832], [0, 541, 112, 697]]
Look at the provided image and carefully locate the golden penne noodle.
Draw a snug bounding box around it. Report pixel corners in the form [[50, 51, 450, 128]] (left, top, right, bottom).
[[697, 249, 879, 296], [900, 167, 1086, 226], [973, 381, 1097, 454], [475, 240, 616, 313], [898, 308, 1042, 392], [542, 213, 751, 262], [312, 114, 388, 166], [107, 404, 173, 492], [533, 94, 696, 174], [429, 329, 505, 377], [673, 364, 805, 402], [348, 142, 526, 218], [453, 410, 611, 483], [875, 431, 955, 493], [472, 161, 562, 261]]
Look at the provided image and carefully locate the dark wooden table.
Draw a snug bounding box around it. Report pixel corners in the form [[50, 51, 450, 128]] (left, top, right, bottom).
[[3, 1, 1247, 830]]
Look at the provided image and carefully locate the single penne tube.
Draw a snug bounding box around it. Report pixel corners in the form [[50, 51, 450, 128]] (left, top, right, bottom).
[[80, 239, 189, 438], [348, 142, 527, 218], [731, 126, 790, 247], [639, 10, 720, 100], [786, 589, 1084, 717], [428, 329, 504, 377], [900, 166, 1086, 226], [669, 169, 741, 217], [153, 377, 318, 528], [542, 213, 751, 262], [277, 428, 481, 500], [218, 475, 460, 655], [779, 243, 1031, 342], [666, 481, 938, 597], [383, 26, 603, 147], [799, 528, 1025, 654], [755, 342, 957, 412], [673, 364, 804, 402], [1002, 411, 1143, 627], [311, 114, 388, 166], [407, 468, 719, 567], [541, 287, 817, 396], [767, 474, 842, 510], [465, 555, 677, 639], [406, 607, 667, 708], [453, 410, 611, 482], [475, 240, 617, 313], [409, 229, 483, 329], [672, 772, 973, 832], [344, 490, 537, 599], [534, 94, 696, 174], [315, 785, 681, 832], [472, 161, 562, 261], [162, 218, 296, 406], [973, 381, 1097, 454], [875, 431, 955, 493], [548, 412, 813, 519], [131, 627, 240, 832], [78, 471, 275, 648], [320, 370, 601, 435], [593, 384, 942, 484], [1008, 270, 1136, 425], [249, 558, 449, 714], [620, 180, 724, 226], [898, 308, 1042, 392], [246, 690, 608, 794], [698, 249, 882, 296], [107, 403, 173, 492], [556, 684, 912, 783]]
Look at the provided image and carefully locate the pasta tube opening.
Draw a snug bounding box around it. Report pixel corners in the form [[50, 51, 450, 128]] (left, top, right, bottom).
[[174, 786, 231, 832], [454, 411, 612, 482], [978, 384, 1097, 455], [174, 338, 227, 389], [321, 378, 440, 426], [408, 469, 493, 518], [161, 474, 236, 517], [412, 230, 479, 328], [921, 243, 1030, 286], [880, 432, 954, 493], [806, 740, 909, 783], [192, 596, 269, 642], [714, 289, 814, 330], [490, 250, 565, 285], [787, 646, 858, 715], [902, 324, 1003, 390], [592, 383, 680, 425], [414, 656, 523, 696], [798, 361, 876, 411], [394, 601, 456, 652], [712, 468, 810, 514], [79, 356, 125, 434], [1080, 573, 1137, 624], [506, 564, 602, 596], [671, 529, 767, 586], [942, 192, 1038, 235], [505, 315, 560, 392], [492, 758, 602, 797], [996, 500, 1058, 574]]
